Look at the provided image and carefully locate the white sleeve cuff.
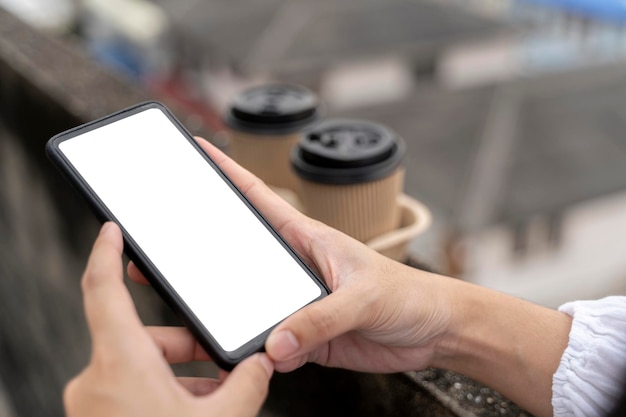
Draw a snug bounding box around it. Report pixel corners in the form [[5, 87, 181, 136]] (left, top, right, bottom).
[[552, 296, 626, 417]]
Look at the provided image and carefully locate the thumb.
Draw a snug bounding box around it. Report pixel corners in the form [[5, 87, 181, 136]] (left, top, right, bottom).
[[207, 354, 273, 417], [266, 290, 362, 363]]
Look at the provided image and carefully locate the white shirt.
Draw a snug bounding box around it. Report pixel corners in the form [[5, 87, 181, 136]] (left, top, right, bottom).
[[553, 296, 626, 417]]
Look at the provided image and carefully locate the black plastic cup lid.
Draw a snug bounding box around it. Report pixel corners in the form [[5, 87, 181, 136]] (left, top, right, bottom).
[[226, 84, 321, 134], [292, 119, 406, 185]]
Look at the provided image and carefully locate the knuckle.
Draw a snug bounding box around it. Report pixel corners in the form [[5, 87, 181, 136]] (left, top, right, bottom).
[[63, 376, 84, 413], [80, 269, 99, 293], [92, 348, 135, 373], [240, 176, 266, 197], [303, 304, 339, 340]]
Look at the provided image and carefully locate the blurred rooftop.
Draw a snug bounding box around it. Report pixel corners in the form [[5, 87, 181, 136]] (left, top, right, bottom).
[[334, 63, 626, 232], [153, 0, 506, 76]]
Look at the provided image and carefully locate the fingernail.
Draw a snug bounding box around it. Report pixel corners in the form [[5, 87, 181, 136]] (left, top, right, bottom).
[[267, 330, 299, 360], [258, 354, 274, 378]]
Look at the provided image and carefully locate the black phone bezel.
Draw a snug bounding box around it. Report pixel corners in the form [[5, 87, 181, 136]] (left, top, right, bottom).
[[45, 101, 330, 370]]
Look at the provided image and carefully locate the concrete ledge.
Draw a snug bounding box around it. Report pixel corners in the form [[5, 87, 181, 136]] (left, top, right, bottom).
[[409, 370, 530, 417]]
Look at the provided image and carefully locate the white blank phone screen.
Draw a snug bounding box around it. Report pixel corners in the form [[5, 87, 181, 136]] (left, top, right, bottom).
[[59, 107, 322, 352]]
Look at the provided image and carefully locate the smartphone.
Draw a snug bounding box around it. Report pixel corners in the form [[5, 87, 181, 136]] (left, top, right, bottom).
[[46, 101, 329, 370]]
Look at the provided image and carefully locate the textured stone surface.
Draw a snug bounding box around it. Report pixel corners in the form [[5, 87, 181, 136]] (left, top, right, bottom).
[[409, 370, 530, 417]]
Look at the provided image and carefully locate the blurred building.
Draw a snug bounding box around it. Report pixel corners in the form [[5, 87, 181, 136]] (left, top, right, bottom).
[[439, 0, 626, 87], [145, 0, 509, 120], [7, 0, 624, 305]]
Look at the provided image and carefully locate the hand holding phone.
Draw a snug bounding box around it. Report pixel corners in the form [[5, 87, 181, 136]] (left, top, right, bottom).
[[47, 102, 329, 369], [64, 222, 273, 417]]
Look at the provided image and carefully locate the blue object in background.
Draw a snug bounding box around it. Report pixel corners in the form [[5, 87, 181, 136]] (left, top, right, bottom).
[[518, 0, 626, 22], [87, 38, 144, 80]]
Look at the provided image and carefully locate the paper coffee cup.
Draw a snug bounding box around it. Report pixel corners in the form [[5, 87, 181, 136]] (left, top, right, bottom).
[[225, 84, 321, 190], [291, 119, 406, 242]]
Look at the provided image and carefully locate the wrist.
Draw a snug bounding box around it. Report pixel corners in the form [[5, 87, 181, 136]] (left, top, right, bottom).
[[430, 279, 572, 417], [431, 279, 510, 370]]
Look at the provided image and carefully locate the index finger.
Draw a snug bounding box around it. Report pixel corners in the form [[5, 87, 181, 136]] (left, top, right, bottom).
[[82, 222, 145, 351], [195, 137, 303, 235]]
